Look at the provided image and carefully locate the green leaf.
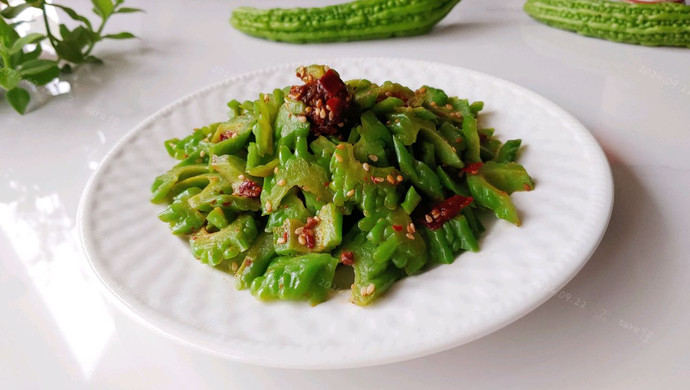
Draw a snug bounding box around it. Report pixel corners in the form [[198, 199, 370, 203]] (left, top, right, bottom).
[[20, 41, 42, 62], [0, 67, 20, 90], [0, 18, 20, 48], [92, 0, 114, 18], [18, 59, 59, 85], [51, 4, 93, 30], [53, 40, 84, 63], [0, 3, 32, 19], [9, 33, 44, 56], [6, 87, 30, 114], [84, 55, 103, 64], [103, 32, 135, 40], [115, 7, 144, 14]]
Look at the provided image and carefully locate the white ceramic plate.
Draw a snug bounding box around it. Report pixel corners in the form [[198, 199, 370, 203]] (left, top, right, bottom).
[[79, 58, 613, 369]]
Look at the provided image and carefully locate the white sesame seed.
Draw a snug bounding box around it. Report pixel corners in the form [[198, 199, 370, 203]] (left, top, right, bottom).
[[200, 151, 205, 157], [373, 177, 385, 183], [278, 179, 286, 186], [346, 189, 355, 197], [298, 235, 307, 245], [386, 175, 396, 185], [369, 154, 378, 162], [305, 107, 312, 114], [431, 209, 440, 219], [313, 216, 320, 222], [231, 262, 239, 272], [360, 286, 368, 296], [238, 174, 245, 180], [324, 65, 330, 72], [274, 167, 279, 174], [408, 223, 416, 233], [406, 233, 415, 240], [396, 175, 403, 182], [337, 122, 344, 127], [316, 99, 323, 108], [295, 227, 304, 235], [319, 109, 327, 119], [425, 214, 433, 223], [335, 154, 343, 163], [446, 104, 453, 110], [328, 111, 334, 121], [336, 143, 345, 150], [362, 163, 370, 171], [366, 283, 376, 295], [265, 201, 273, 213], [298, 115, 307, 123], [276, 236, 286, 244]]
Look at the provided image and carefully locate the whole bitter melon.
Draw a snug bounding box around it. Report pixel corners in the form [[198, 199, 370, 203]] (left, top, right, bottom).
[[524, 0, 690, 48], [230, 0, 462, 43]]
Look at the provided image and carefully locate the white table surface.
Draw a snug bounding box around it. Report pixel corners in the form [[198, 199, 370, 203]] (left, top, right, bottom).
[[2, 0, 689, 388]]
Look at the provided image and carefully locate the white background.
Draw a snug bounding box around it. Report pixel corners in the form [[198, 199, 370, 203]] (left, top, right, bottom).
[[1, 0, 689, 388]]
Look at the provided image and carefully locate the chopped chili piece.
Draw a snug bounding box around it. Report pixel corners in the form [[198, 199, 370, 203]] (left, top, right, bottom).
[[290, 69, 352, 136], [392, 224, 403, 232], [461, 162, 483, 175], [340, 251, 354, 266], [303, 228, 316, 249], [219, 130, 236, 141], [235, 180, 262, 198], [417, 195, 474, 230]]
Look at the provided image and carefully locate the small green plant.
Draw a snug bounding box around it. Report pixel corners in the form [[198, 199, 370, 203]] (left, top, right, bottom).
[[0, 0, 143, 114]]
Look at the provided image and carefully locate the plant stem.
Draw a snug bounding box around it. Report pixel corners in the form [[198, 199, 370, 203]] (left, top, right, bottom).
[[40, 3, 58, 47]]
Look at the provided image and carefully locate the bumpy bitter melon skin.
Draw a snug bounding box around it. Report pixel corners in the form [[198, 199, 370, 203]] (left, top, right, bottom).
[[230, 0, 462, 43], [524, 0, 690, 48]]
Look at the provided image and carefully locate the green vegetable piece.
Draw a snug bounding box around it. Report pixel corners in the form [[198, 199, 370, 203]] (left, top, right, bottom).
[[231, 0, 462, 44], [275, 98, 310, 148], [353, 111, 392, 165], [436, 166, 469, 196], [206, 207, 230, 230], [372, 96, 404, 115], [265, 192, 311, 231], [250, 254, 338, 305], [524, 0, 690, 48], [347, 79, 379, 109], [190, 214, 258, 266], [494, 139, 522, 163], [330, 143, 400, 215], [467, 173, 520, 225], [310, 136, 337, 169], [187, 173, 260, 213], [261, 149, 332, 214], [252, 89, 284, 156], [392, 136, 444, 202], [211, 115, 255, 155], [480, 161, 535, 194], [386, 110, 435, 146], [450, 97, 481, 163], [158, 188, 206, 235], [164, 123, 217, 166], [439, 122, 465, 152], [418, 126, 464, 168], [338, 231, 404, 306], [401, 186, 422, 215], [273, 203, 342, 254], [236, 232, 276, 289], [151, 164, 208, 203]]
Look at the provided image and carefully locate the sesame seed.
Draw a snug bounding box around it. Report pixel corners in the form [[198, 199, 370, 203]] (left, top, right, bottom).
[[360, 286, 368, 296], [231, 262, 239, 272], [298, 235, 307, 245], [369, 154, 378, 162], [199, 151, 205, 157], [346, 189, 355, 197], [386, 175, 396, 184], [425, 214, 433, 223], [328, 111, 334, 121], [319, 110, 327, 119], [276, 236, 286, 244], [406, 233, 415, 240], [336, 143, 345, 150], [396, 175, 403, 182], [431, 209, 440, 219], [298, 115, 307, 123], [451, 146, 457, 153], [446, 104, 453, 110], [277, 179, 286, 186], [238, 174, 245, 180], [324, 65, 330, 72], [295, 227, 304, 235], [419, 87, 427, 93], [274, 167, 279, 174], [305, 107, 312, 114], [265, 201, 273, 213], [263, 95, 270, 102], [373, 177, 385, 183], [366, 283, 375, 295], [362, 163, 370, 171], [408, 223, 416, 233], [337, 122, 345, 127], [316, 99, 323, 108], [335, 154, 343, 163]]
